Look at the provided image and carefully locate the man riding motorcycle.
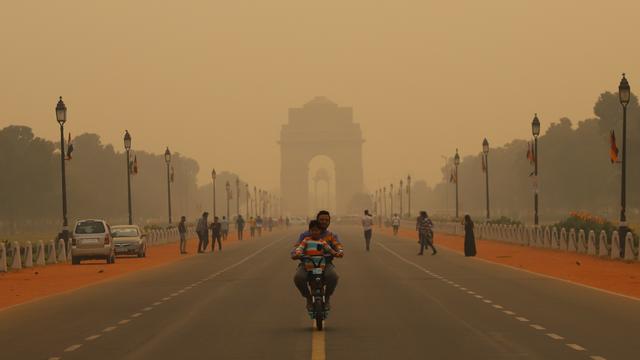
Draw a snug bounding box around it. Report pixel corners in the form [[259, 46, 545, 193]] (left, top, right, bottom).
[[292, 210, 343, 310]]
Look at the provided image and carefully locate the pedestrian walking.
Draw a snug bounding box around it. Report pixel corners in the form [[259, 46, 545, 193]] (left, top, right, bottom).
[[416, 211, 437, 255], [196, 212, 209, 253], [256, 216, 263, 236], [249, 217, 256, 238], [268, 217, 273, 232], [178, 216, 188, 254], [362, 209, 374, 251], [221, 216, 229, 241], [210, 216, 222, 251], [236, 215, 246, 240], [464, 215, 477, 257], [391, 213, 401, 236]]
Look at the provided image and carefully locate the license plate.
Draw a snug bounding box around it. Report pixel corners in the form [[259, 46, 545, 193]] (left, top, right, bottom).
[[82, 239, 98, 244], [312, 268, 323, 275]]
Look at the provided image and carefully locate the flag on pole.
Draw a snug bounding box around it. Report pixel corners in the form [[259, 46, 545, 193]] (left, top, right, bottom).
[[132, 155, 138, 175], [65, 133, 74, 160], [449, 168, 457, 183], [170, 166, 175, 183], [526, 142, 534, 165], [609, 130, 619, 164]]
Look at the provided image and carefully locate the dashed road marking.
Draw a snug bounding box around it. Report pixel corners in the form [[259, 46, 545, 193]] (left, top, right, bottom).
[[492, 304, 503, 309], [143, 307, 153, 311], [503, 310, 516, 315], [103, 326, 117, 332], [546, 333, 564, 340], [85, 334, 101, 341], [474, 295, 483, 299], [64, 344, 82, 352], [566, 344, 586, 351], [162, 297, 171, 301], [131, 313, 142, 318], [118, 319, 131, 325], [483, 299, 492, 303], [153, 301, 162, 306], [590, 356, 607, 360], [530, 324, 545, 330], [48, 357, 61, 360], [515, 317, 529, 322]]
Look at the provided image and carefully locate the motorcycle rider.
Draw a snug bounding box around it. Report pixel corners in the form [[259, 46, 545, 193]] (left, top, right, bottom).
[[292, 210, 343, 310]]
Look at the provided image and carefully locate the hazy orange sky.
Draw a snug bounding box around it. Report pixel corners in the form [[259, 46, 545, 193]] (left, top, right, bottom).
[[1, 1, 639, 191]]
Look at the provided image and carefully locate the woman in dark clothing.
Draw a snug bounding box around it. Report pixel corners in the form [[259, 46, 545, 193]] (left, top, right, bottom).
[[463, 215, 477, 257]]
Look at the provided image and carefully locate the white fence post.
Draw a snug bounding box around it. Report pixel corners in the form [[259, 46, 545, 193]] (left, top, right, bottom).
[[587, 230, 597, 255], [10, 241, 22, 270], [577, 230, 587, 253], [36, 240, 46, 266], [551, 227, 559, 249], [0, 242, 7, 272], [568, 229, 577, 252], [610, 231, 621, 260], [57, 239, 67, 263], [624, 233, 637, 261], [24, 241, 33, 268], [559, 228, 568, 250], [598, 231, 610, 257], [46, 239, 57, 264]]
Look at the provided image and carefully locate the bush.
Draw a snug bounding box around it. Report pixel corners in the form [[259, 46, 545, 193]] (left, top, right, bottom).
[[554, 211, 618, 236], [487, 216, 522, 226]]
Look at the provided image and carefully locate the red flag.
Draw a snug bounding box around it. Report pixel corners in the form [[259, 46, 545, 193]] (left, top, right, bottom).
[[610, 130, 619, 163], [65, 133, 73, 160]]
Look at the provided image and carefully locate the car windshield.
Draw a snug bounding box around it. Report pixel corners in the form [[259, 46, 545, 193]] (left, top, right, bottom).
[[75, 221, 106, 234], [111, 228, 139, 237]]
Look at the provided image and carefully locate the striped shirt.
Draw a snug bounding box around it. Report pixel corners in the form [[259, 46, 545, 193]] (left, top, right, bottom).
[[294, 237, 335, 271]]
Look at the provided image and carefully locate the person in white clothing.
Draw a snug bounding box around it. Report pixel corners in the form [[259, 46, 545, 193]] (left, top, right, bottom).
[[362, 209, 374, 251], [391, 213, 401, 236]]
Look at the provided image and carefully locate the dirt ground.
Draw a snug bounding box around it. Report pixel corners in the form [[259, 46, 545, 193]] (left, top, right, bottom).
[[384, 227, 640, 300], [0, 229, 274, 310]]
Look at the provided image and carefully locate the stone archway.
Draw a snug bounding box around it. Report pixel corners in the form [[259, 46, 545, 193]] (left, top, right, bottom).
[[279, 97, 364, 215]]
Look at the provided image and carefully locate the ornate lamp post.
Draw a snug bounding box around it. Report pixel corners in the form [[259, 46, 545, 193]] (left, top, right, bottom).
[[383, 186, 387, 223], [236, 177, 240, 218], [483, 138, 490, 221], [390, 183, 394, 216], [55, 97, 69, 242], [454, 149, 460, 219], [532, 114, 540, 226], [225, 181, 231, 220], [619, 74, 631, 254], [253, 186, 257, 217], [124, 130, 133, 225], [399, 179, 404, 218], [407, 175, 412, 219], [164, 147, 172, 223], [245, 183, 249, 219], [211, 169, 217, 218]]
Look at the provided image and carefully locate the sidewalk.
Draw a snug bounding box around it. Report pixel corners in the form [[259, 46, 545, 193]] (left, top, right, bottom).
[[0, 229, 272, 310], [383, 227, 640, 300]]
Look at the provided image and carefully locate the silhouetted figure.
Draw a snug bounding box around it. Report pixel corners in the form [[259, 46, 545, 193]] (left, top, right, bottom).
[[362, 209, 374, 251], [178, 216, 187, 254], [196, 212, 209, 253], [464, 215, 477, 257], [221, 216, 229, 241], [210, 216, 222, 251], [416, 211, 436, 255], [236, 215, 245, 240]]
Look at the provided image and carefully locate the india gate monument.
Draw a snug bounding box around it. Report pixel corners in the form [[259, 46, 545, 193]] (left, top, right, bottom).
[[279, 97, 364, 215]]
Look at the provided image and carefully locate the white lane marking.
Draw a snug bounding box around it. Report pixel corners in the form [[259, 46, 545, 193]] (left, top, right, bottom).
[[170, 293, 179, 297], [103, 326, 117, 332], [474, 295, 483, 299], [590, 356, 607, 360], [131, 313, 142, 318], [503, 310, 516, 315], [64, 344, 82, 352], [515, 317, 529, 322], [460, 287, 467, 290], [483, 299, 493, 303], [85, 334, 101, 341], [467, 291, 475, 295], [162, 297, 171, 301], [143, 307, 153, 311], [546, 333, 564, 340], [117, 319, 130, 325], [492, 304, 503, 309], [530, 324, 546, 330], [48, 357, 61, 360], [566, 344, 586, 351], [153, 301, 162, 306]]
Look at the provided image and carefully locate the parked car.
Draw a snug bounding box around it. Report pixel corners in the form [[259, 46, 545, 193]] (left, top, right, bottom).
[[111, 225, 147, 258], [71, 219, 115, 265], [288, 216, 307, 225]]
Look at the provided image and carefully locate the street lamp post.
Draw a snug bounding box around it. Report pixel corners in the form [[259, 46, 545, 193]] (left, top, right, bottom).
[[454, 149, 460, 219], [399, 179, 404, 218], [407, 175, 412, 219], [225, 181, 231, 220], [211, 169, 217, 218], [253, 186, 257, 217], [390, 183, 394, 216], [483, 138, 490, 221], [164, 147, 172, 224], [245, 184, 249, 219], [532, 114, 541, 226], [618, 74, 631, 255], [383, 186, 387, 223], [124, 130, 133, 225], [236, 178, 240, 218], [55, 97, 69, 243]]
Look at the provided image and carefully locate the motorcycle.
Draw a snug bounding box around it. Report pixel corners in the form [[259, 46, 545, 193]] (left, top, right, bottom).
[[301, 255, 329, 330]]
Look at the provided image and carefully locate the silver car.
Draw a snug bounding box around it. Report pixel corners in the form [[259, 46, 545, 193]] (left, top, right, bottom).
[[112, 225, 147, 258], [71, 219, 116, 265]]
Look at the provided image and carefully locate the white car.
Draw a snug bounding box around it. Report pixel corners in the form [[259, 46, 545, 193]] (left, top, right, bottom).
[[112, 225, 147, 258], [71, 219, 115, 265]]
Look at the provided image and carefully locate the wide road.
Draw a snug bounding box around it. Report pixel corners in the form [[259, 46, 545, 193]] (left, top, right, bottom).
[[1, 225, 638, 360]]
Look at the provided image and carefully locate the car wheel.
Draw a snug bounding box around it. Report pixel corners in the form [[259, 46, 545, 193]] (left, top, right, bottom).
[[72, 256, 80, 265]]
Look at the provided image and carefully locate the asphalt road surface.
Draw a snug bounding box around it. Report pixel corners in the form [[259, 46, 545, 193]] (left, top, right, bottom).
[[1, 226, 639, 360]]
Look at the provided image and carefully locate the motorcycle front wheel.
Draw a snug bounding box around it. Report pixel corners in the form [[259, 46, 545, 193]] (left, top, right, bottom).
[[314, 299, 324, 330]]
